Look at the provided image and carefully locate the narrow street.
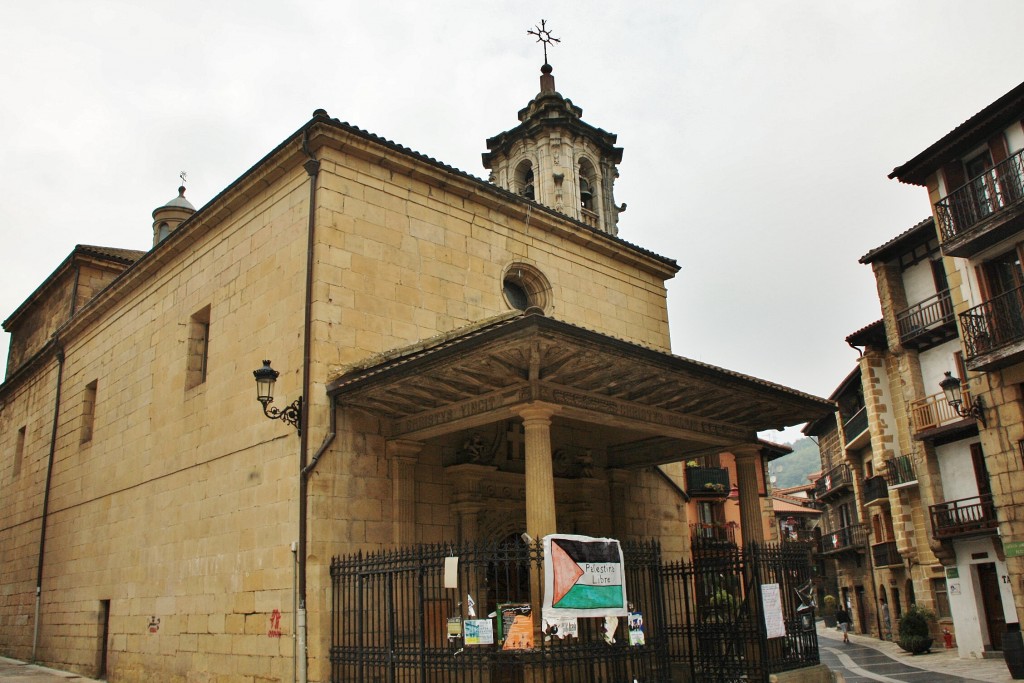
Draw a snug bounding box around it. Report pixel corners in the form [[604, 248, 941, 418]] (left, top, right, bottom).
[[817, 623, 1013, 683]]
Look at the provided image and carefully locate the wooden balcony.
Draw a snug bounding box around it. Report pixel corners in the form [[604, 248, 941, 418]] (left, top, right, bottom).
[[910, 389, 975, 434], [883, 456, 918, 488], [929, 494, 998, 539], [935, 148, 1024, 258], [895, 289, 956, 349], [814, 463, 853, 502], [862, 476, 889, 508], [871, 540, 902, 568], [819, 524, 866, 556], [685, 466, 730, 498], [960, 284, 1024, 371]]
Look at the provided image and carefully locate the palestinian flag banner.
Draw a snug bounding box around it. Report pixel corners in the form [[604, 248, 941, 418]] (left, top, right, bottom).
[[543, 534, 628, 618]]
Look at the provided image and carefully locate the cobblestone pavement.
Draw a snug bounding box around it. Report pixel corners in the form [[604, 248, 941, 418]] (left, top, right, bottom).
[[818, 621, 1015, 683]]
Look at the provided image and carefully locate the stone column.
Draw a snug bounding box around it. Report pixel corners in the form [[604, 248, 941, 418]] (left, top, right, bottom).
[[387, 440, 423, 548], [734, 446, 765, 545], [607, 469, 631, 541], [518, 404, 559, 541]]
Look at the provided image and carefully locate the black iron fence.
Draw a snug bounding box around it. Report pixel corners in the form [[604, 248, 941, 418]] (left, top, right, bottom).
[[330, 540, 818, 683], [664, 542, 818, 682], [330, 539, 667, 683]]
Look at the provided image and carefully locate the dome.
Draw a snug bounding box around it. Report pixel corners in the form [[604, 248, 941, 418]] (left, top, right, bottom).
[[160, 185, 195, 212]]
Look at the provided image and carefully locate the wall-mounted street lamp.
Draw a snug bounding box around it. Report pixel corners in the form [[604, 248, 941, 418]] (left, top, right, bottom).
[[253, 360, 303, 435], [939, 371, 985, 428]]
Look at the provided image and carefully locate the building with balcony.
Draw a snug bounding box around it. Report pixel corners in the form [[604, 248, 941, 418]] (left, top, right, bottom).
[[804, 389, 878, 640], [885, 78, 1024, 657], [685, 442, 789, 552]]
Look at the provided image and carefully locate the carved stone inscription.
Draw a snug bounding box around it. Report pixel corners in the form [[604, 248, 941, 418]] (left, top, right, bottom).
[[541, 386, 750, 441]]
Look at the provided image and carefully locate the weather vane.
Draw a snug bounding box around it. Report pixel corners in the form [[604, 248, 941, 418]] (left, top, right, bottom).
[[527, 20, 560, 65], [179, 171, 187, 187]]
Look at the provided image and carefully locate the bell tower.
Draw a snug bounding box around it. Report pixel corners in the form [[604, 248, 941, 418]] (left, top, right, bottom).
[[482, 22, 624, 236]]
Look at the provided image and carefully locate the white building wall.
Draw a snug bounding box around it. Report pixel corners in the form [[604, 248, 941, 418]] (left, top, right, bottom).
[[936, 439, 981, 502], [919, 339, 962, 389], [902, 259, 937, 308], [1005, 121, 1024, 155], [947, 537, 1015, 658]]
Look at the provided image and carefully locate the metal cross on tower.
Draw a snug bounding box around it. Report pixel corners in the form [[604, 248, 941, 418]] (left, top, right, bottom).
[[527, 19, 560, 65]]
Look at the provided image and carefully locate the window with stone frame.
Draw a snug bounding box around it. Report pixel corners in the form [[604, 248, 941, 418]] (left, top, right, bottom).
[[932, 578, 951, 619], [13, 425, 25, 478], [81, 380, 97, 444], [186, 305, 211, 390]]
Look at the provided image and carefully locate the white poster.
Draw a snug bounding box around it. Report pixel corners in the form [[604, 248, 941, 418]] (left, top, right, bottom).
[[761, 583, 786, 639]]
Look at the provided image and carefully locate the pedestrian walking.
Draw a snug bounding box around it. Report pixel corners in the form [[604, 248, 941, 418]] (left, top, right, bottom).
[[835, 606, 851, 643]]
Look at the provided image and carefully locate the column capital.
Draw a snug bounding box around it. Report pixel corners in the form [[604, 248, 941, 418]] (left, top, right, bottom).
[[516, 402, 559, 423], [387, 439, 424, 462], [730, 443, 763, 460]]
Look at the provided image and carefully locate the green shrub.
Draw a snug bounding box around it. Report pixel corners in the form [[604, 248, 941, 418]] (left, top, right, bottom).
[[898, 605, 936, 638], [897, 605, 936, 654]]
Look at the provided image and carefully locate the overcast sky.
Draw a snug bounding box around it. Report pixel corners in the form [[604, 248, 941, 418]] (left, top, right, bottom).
[[2, 1, 1022, 442]]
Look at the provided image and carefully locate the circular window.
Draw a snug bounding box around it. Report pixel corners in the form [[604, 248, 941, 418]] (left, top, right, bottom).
[[503, 263, 551, 312]]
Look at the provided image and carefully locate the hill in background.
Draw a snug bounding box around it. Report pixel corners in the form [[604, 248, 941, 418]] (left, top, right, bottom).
[[768, 437, 821, 490]]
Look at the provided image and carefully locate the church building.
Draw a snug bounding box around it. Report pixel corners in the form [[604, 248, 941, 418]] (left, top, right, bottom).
[[0, 52, 831, 682]]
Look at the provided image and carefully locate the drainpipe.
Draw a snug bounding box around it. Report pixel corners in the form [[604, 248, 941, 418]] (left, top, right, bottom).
[[32, 342, 65, 661], [296, 117, 328, 683]]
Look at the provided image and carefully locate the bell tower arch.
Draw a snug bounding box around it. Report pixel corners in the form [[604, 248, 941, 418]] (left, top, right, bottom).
[[482, 62, 625, 236]]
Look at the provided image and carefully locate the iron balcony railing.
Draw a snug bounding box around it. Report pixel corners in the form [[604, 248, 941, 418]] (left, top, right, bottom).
[[929, 493, 998, 539], [780, 528, 817, 544], [690, 522, 737, 545], [814, 463, 853, 501], [960, 284, 1024, 361], [935, 148, 1024, 242], [685, 466, 731, 497], [862, 476, 889, 506], [871, 540, 901, 568], [842, 406, 868, 443], [896, 289, 954, 344], [883, 456, 917, 487], [910, 388, 975, 433], [819, 524, 866, 555]]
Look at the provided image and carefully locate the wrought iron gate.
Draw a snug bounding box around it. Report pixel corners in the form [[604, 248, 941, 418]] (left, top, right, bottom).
[[663, 540, 819, 682], [329, 540, 817, 683]]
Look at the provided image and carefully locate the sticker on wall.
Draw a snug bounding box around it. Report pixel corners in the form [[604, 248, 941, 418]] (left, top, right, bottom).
[[148, 616, 160, 634]]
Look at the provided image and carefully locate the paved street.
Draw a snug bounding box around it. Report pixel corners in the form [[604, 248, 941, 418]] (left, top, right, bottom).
[[0, 658, 98, 683], [818, 622, 1015, 683]]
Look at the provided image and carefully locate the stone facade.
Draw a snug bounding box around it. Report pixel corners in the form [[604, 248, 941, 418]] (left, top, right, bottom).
[[0, 70, 831, 681]]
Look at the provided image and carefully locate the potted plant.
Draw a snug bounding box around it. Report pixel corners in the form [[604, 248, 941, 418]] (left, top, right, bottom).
[[897, 605, 936, 655], [822, 595, 837, 628]]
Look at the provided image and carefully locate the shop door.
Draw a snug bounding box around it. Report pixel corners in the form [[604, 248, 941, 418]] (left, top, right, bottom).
[[978, 563, 1006, 650]]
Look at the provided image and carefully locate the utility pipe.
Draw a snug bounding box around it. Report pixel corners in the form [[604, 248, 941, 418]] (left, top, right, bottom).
[[32, 343, 65, 661]]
